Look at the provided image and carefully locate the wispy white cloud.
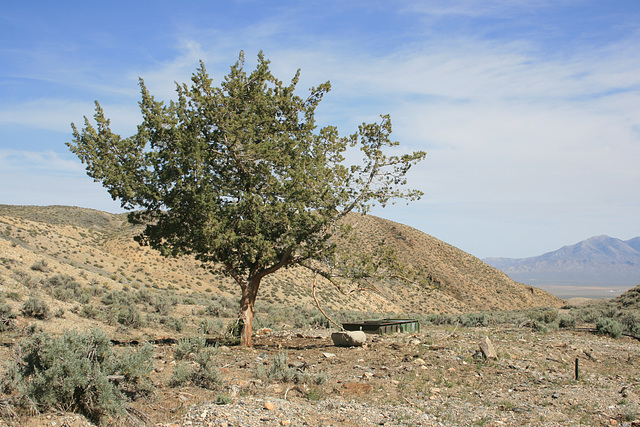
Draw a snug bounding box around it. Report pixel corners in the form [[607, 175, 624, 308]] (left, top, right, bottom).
[[0, 149, 84, 173]]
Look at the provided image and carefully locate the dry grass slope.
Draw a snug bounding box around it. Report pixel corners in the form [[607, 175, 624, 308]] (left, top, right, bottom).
[[341, 213, 562, 312], [0, 204, 561, 322]]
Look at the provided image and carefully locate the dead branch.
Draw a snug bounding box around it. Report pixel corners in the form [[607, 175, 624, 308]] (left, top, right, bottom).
[[312, 274, 343, 330]]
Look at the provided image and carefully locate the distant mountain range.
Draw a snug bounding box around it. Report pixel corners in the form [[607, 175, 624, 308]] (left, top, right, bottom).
[[484, 235, 640, 298]]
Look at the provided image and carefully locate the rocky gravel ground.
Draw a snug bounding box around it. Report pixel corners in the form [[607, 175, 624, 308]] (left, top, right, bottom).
[[4, 325, 640, 426], [158, 325, 640, 427]]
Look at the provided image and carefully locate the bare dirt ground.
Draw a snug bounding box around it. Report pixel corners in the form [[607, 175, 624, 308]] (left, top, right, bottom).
[[3, 325, 640, 426]]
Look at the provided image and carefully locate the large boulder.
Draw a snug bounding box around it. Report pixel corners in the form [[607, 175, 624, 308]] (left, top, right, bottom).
[[331, 331, 367, 347]]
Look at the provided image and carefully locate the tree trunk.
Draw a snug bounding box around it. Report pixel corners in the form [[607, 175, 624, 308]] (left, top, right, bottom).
[[238, 277, 260, 347]]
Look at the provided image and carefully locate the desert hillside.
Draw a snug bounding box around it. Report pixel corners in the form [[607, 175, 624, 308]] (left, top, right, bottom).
[[6, 205, 640, 427], [0, 204, 561, 321]]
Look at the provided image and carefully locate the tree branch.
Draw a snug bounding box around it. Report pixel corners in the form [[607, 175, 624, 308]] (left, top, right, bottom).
[[312, 275, 343, 330]]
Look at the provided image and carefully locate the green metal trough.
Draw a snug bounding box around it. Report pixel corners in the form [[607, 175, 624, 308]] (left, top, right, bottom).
[[342, 319, 420, 335]]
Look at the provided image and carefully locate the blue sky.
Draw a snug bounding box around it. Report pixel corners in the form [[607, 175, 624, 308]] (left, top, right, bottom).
[[1, 0, 639, 259]]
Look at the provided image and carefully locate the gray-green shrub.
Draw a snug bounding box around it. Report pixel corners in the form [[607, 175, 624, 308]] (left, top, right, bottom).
[[0, 295, 16, 331], [2, 328, 154, 424], [169, 345, 221, 390], [42, 274, 83, 303], [21, 295, 49, 319], [174, 335, 207, 361], [30, 259, 50, 273], [596, 317, 623, 338], [558, 315, 576, 329], [255, 351, 298, 383]]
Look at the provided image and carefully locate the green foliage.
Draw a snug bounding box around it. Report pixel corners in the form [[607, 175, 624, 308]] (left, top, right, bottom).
[[2, 328, 154, 424], [68, 51, 425, 345], [596, 317, 623, 338]]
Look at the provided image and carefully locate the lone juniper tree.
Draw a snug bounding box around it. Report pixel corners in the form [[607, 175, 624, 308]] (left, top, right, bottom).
[[68, 52, 426, 346]]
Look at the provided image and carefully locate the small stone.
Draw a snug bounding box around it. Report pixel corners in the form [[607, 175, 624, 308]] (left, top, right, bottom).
[[552, 392, 559, 399], [289, 361, 306, 369], [264, 401, 275, 411], [280, 420, 291, 426], [323, 352, 336, 359]]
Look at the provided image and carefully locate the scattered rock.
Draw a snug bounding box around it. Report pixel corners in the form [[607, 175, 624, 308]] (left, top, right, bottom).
[[478, 336, 498, 360]]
